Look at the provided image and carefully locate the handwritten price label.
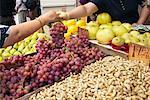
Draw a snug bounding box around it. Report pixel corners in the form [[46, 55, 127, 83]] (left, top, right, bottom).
[[129, 43, 150, 65]]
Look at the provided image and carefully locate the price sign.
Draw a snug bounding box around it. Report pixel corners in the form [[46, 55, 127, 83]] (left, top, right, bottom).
[[129, 43, 150, 65]]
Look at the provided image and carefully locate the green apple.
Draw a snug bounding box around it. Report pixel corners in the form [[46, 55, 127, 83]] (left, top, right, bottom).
[[112, 21, 122, 26], [96, 28, 115, 44], [112, 25, 128, 36], [32, 33, 38, 40], [10, 48, 17, 54], [122, 23, 132, 32], [5, 46, 12, 52], [14, 51, 22, 56], [86, 21, 99, 40], [112, 37, 125, 46], [13, 43, 19, 49], [130, 31, 140, 38], [24, 37, 31, 44], [22, 46, 30, 54], [0, 48, 4, 55], [0, 57, 3, 62], [18, 43, 25, 52], [2, 52, 12, 58]]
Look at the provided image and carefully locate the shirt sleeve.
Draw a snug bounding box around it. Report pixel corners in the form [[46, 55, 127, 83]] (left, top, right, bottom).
[[89, 0, 104, 9]]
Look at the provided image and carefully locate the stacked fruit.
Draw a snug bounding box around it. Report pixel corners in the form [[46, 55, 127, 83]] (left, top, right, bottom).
[[86, 13, 150, 52], [0, 32, 48, 62], [62, 19, 86, 40], [0, 23, 104, 99]]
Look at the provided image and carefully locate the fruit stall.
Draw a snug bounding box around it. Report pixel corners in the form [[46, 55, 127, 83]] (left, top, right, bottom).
[[0, 13, 150, 100]]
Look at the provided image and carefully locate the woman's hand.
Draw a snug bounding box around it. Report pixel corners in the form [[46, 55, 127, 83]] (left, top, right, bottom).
[[38, 11, 60, 25]]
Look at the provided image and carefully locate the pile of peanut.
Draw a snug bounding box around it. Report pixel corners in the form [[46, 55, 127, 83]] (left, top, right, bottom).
[[29, 56, 150, 100]]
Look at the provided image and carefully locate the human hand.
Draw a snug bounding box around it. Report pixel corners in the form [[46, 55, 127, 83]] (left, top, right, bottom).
[[56, 11, 70, 20], [38, 11, 60, 25]]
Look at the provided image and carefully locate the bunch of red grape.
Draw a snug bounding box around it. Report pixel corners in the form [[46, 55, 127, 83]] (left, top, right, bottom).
[[0, 23, 105, 99], [49, 22, 67, 48]]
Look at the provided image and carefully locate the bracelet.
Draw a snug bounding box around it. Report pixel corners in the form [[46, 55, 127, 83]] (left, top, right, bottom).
[[36, 18, 44, 27]]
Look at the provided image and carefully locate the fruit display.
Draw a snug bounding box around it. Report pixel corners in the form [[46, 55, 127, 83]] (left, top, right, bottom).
[[86, 12, 150, 52], [0, 23, 104, 99], [62, 19, 86, 38], [0, 32, 48, 62], [29, 56, 150, 100]]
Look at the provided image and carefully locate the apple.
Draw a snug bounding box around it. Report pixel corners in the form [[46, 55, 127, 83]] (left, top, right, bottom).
[[18, 43, 25, 52], [99, 24, 112, 29], [112, 37, 125, 46], [122, 23, 132, 32], [96, 13, 112, 24], [13, 43, 19, 49], [129, 36, 139, 43], [112, 25, 128, 36], [96, 28, 115, 44], [10, 48, 17, 54], [0, 49, 4, 55], [112, 21, 122, 26], [5, 46, 12, 52], [0, 57, 3, 62], [121, 33, 131, 44], [130, 31, 140, 38], [13, 51, 21, 56], [86, 21, 99, 39], [2, 52, 11, 58]]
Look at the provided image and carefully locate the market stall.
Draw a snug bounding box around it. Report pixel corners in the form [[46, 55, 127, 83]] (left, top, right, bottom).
[[0, 12, 150, 100]]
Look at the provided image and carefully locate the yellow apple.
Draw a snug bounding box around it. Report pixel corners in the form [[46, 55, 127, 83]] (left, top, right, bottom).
[[112, 36, 125, 46], [0, 48, 4, 55], [121, 33, 131, 44], [96, 13, 112, 24], [5, 46, 12, 52], [122, 23, 132, 32], [99, 24, 112, 29], [112, 21, 122, 26], [2, 52, 12, 58], [130, 31, 140, 38], [112, 25, 128, 36], [96, 28, 115, 44]]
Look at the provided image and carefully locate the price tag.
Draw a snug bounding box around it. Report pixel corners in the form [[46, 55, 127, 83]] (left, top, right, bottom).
[[129, 43, 150, 65]]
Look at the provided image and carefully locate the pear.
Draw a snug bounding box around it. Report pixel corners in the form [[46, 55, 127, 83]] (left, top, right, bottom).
[[112, 21, 122, 26], [112, 37, 125, 46]]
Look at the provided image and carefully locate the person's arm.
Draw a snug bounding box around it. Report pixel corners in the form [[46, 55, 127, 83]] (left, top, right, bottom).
[[137, 5, 150, 24], [58, 2, 98, 20], [3, 11, 58, 47]]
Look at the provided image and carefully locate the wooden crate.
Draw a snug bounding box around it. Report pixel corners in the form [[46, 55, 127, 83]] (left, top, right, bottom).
[[129, 43, 150, 65]]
